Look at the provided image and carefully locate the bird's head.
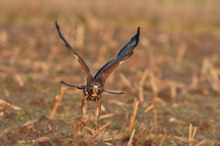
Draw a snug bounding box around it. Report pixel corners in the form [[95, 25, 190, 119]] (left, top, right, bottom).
[[85, 82, 104, 97]]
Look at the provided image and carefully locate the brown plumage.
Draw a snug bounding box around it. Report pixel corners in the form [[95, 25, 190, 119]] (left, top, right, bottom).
[[55, 21, 140, 128]]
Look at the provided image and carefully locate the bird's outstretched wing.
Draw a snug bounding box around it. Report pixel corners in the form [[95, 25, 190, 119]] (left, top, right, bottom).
[[55, 22, 93, 83], [94, 27, 140, 85]]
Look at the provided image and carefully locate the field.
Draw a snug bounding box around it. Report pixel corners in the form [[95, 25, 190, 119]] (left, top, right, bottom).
[[0, 0, 220, 145]]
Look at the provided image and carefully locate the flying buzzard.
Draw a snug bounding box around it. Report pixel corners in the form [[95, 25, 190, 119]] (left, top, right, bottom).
[[55, 22, 140, 127]]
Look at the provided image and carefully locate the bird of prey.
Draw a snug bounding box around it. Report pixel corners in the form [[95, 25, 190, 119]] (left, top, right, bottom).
[[55, 22, 140, 128]]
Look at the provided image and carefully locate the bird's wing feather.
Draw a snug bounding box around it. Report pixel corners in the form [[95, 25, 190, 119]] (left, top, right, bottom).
[[55, 22, 93, 83], [94, 27, 140, 85]]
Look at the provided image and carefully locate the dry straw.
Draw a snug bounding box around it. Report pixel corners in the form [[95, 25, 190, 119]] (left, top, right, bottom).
[[175, 123, 198, 146], [129, 99, 139, 131], [138, 69, 148, 103], [150, 72, 159, 128], [133, 125, 148, 146], [176, 43, 187, 65], [0, 99, 22, 111], [188, 124, 198, 146], [159, 132, 167, 146], [120, 73, 136, 93], [127, 129, 136, 146], [49, 85, 67, 119]]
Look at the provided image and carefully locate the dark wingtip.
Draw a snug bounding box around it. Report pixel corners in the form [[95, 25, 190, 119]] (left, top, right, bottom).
[[134, 26, 140, 44], [137, 27, 140, 33], [104, 89, 125, 95], [136, 27, 140, 38], [59, 81, 84, 90], [55, 21, 59, 29]]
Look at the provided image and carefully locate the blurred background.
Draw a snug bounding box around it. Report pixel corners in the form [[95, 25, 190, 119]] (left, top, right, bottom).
[[0, 0, 220, 145]]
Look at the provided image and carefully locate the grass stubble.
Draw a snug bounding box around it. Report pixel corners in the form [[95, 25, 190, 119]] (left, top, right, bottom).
[[0, 0, 220, 145]]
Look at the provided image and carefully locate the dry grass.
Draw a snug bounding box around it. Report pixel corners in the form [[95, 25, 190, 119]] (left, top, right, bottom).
[[0, 0, 220, 145]]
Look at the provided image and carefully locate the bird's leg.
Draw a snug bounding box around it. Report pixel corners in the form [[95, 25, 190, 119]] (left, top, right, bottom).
[[81, 96, 88, 123], [94, 97, 102, 129], [70, 95, 88, 136]]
